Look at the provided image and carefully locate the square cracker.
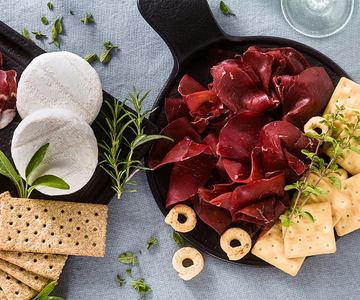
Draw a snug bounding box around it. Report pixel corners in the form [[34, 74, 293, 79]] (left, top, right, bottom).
[[0, 250, 67, 281], [0, 197, 108, 257], [335, 173, 360, 236], [292, 173, 352, 226], [284, 202, 336, 258], [0, 258, 51, 292], [0, 269, 38, 300], [252, 221, 305, 276]]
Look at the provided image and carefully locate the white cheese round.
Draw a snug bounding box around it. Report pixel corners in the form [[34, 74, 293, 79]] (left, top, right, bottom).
[[17, 51, 102, 124], [11, 108, 98, 196]]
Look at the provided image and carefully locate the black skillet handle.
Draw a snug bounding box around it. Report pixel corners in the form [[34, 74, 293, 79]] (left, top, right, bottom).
[[137, 0, 227, 67]]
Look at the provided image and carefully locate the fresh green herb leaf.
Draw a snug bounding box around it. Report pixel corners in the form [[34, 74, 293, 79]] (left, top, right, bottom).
[[220, 1, 235, 15], [47, 2, 52, 10], [118, 253, 137, 265], [81, 13, 94, 25], [139, 250, 142, 254], [84, 53, 98, 64], [302, 211, 315, 223], [173, 231, 184, 245], [26, 143, 49, 180], [146, 236, 157, 250], [126, 268, 132, 275], [116, 274, 125, 287], [99, 49, 112, 64], [54, 17, 63, 34], [70, 10, 74, 15], [53, 39, 60, 47], [22, 27, 32, 41], [32, 31, 46, 39], [30, 174, 69, 192], [131, 278, 151, 294], [31, 281, 63, 300], [0, 150, 22, 193], [41, 16, 48, 25]]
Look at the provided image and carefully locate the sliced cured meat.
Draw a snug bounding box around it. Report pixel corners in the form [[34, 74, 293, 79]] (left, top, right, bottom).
[[230, 171, 286, 216], [207, 48, 241, 68], [192, 195, 231, 235], [273, 67, 334, 128], [165, 151, 215, 207], [165, 97, 190, 123], [178, 74, 206, 96], [0, 70, 17, 129], [211, 63, 279, 113], [153, 136, 213, 169], [260, 121, 318, 182], [218, 112, 271, 163], [148, 117, 202, 169], [215, 59, 260, 83]]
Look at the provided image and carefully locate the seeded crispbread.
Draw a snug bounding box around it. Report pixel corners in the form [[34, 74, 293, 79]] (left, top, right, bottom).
[[0, 258, 51, 292], [284, 202, 336, 258], [0, 269, 38, 300], [0, 197, 108, 257], [292, 173, 352, 226], [0, 287, 7, 300], [251, 221, 305, 276], [0, 251, 67, 281], [335, 173, 360, 236]]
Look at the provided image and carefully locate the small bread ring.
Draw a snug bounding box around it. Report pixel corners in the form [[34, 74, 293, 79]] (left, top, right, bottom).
[[220, 227, 252, 261], [165, 204, 197, 233], [304, 116, 332, 136], [172, 247, 204, 280]]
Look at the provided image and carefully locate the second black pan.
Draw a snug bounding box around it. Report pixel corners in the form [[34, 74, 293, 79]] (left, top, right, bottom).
[[138, 0, 350, 265]]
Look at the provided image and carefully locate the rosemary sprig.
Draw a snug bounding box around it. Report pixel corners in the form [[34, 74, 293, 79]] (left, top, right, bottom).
[[281, 105, 360, 237], [97, 87, 171, 199]]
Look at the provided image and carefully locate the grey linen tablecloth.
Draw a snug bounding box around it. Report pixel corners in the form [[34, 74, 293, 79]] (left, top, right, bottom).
[[1, 0, 360, 299]]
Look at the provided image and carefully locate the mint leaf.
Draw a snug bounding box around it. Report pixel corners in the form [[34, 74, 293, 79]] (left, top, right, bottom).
[[118, 253, 137, 265], [41, 16, 48, 25], [100, 49, 112, 64], [220, 1, 235, 15], [146, 236, 157, 250], [84, 54, 98, 64], [173, 231, 184, 245], [22, 27, 32, 41], [47, 2, 52, 9]]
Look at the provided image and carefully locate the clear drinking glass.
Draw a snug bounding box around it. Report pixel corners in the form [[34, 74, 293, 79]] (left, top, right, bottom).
[[281, 0, 354, 38]]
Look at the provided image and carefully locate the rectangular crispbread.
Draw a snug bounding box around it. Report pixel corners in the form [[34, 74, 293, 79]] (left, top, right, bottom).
[[284, 202, 336, 258], [0, 251, 67, 281], [0, 258, 51, 292], [292, 173, 352, 225], [0, 197, 108, 257], [0, 287, 7, 300], [335, 173, 360, 236], [251, 221, 305, 276], [0, 269, 38, 300]]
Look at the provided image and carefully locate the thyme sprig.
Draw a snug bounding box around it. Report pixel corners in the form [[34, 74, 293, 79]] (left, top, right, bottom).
[[98, 87, 171, 199], [281, 105, 360, 237]]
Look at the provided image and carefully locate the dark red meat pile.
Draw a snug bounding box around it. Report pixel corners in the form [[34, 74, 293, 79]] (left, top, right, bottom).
[[148, 46, 334, 239], [0, 51, 17, 129]]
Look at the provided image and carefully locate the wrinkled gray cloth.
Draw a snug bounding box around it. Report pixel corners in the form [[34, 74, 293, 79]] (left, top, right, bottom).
[[1, 1, 360, 299]]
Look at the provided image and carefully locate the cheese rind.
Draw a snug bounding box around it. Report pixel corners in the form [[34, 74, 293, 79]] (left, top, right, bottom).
[[17, 51, 102, 124], [11, 108, 98, 195]]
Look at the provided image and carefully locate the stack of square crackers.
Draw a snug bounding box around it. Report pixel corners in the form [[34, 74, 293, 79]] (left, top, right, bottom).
[[0, 191, 108, 300], [252, 78, 360, 276]]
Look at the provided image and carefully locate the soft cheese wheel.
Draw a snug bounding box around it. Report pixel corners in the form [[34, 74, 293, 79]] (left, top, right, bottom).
[[17, 51, 102, 124], [11, 108, 98, 196]]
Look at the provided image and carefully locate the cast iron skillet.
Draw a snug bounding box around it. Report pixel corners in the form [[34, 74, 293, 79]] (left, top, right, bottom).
[[138, 0, 350, 265]]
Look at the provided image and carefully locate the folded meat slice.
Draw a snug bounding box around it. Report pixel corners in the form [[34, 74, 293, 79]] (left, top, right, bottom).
[[272, 67, 334, 129], [260, 120, 318, 182], [0, 70, 17, 129], [211, 63, 279, 113], [148, 117, 201, 169], [165, 97, 190, 123], [218, 112, 271, 163], [178, 74, 206, 97]]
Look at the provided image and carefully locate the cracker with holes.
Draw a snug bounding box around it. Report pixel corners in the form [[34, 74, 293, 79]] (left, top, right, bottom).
[[0, 250, 67, 281], [335, 173, 360, 236], [0, 197, 108, 257], [251, 221, 305, 276], [284, 202, 336, 258], [0, 288, 6, 300], [0, 269, 38, 300], [292, 173, 351, 226], [0, 258, 51, 292]]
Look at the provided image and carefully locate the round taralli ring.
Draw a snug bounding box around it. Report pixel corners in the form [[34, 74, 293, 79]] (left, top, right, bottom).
[[172, 247, 204, 280], [164, 204, 197, 233], [220, 227, 252, 261], [304, 116, 332, 136]]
